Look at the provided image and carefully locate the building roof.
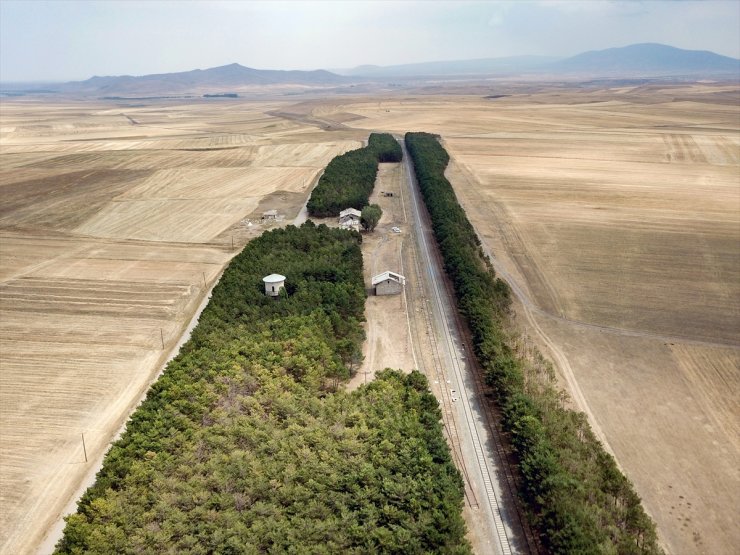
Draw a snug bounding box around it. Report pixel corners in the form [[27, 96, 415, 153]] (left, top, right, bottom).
[[371, 271, 406, 286], [263, 273, 286, 283], [339, 208, 361, 219], [263, 209, 278, 216]]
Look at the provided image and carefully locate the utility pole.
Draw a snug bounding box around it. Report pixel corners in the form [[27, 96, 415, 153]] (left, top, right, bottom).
[[81, 433, 88, 463]]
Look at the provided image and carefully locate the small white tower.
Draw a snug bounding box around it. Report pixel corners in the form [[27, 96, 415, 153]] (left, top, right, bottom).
[[263, 274, 286, 297]]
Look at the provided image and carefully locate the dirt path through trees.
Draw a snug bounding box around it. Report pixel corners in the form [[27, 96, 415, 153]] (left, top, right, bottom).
[[348, 162, 414, 390]]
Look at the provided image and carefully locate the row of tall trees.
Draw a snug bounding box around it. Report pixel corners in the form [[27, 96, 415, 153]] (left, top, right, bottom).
[[307, 133, 401, 217], [405, 132, 662, 554], [368, 132, 403, 163], [56, 222, 469, 554]]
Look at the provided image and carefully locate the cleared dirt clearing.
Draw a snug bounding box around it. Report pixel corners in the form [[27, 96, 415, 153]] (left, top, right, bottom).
[[348, 162, 415, 391]]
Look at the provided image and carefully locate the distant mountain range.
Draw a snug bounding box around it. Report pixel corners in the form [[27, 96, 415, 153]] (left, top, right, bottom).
[[339, 43, 739, 79], [6, 43, 736, 97], [56, 63, 347, 96], [337, 55, 559, 77], [550, 43, 739, 75]]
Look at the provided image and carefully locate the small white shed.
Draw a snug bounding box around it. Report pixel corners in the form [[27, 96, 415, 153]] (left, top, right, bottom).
[[372, 271, 406, 296], [263, 273, 286, 297]]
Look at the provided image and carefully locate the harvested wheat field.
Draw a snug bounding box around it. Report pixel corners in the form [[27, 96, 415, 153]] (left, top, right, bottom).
[[308, 84, 740, 554], [0, 98, 362, 554]]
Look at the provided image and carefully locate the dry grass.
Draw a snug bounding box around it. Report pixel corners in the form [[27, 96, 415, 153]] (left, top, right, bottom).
[[0, 98, 361, 555]]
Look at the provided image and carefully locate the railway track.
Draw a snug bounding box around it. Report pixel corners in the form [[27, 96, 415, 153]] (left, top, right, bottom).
[[397, 139, 526, 555], [401, 231, 480, 511], [433, 241, 542, 555]]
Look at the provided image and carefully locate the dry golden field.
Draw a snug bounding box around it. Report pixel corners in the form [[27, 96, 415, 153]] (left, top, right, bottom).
[[305, 85, 739, 555], [2, 86, 737, 555], [0, 98, 362, 554]]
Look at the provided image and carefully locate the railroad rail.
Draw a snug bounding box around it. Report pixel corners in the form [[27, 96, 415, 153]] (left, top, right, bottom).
[[398, 139, 519, 555]]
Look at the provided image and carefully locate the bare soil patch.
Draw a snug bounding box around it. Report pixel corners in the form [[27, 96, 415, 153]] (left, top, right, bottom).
[[347, 163, 415, 391]]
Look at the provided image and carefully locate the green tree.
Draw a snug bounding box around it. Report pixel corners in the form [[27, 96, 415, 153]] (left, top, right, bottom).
[[361, 204, 382, 232]]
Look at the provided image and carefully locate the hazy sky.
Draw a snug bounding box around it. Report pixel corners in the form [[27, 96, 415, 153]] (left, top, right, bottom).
[[1, 0, 738, 82]]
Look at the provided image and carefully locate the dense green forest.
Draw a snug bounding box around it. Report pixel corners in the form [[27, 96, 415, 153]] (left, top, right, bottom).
[[307, 133, 402, 217], [405, 132, 662, 555], [367, 132, 403, 163], [56, 222, 469, 554]]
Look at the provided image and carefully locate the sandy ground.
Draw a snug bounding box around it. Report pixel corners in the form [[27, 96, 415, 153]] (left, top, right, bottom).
[[303, 86, 740, 554], [0, 98, 362, 555]]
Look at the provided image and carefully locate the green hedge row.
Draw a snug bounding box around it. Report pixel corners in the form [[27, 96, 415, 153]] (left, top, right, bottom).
[[56, 222, 469, 554], [307, 133, 401, 217], [405, 132, 662, 555]]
